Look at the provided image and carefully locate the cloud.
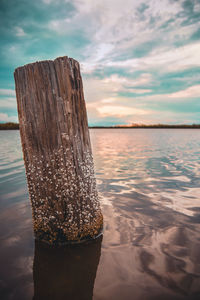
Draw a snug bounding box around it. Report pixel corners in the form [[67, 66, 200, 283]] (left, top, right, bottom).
[[100, 74, 153, 94], [42, 0, 53, 4], [97, 105, 149, 117], [102, 73, 152, 87], [0, 97, 17, 109], [168, 84, 200, 98], [48, 18, 73, 35], [124, 88, 152, 94], [87, 101, 200, 125], [104, 42, 200, 73], [0, 89, 16, 96], [83, 77, 118, 103], [0, 113, 18, 123], [64, 0, 197, 74], [47, 0, 188, 67], [83, 73, 153, 104], [15, 26, 26, 37], [82, 41, 200, 75], [100, 98, 116, 104], [134, 84, 200, 103], [86, 82, 200, 125]]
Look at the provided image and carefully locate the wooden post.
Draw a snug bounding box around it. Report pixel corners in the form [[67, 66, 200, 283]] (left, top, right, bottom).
[[14, 56, 103, 245]]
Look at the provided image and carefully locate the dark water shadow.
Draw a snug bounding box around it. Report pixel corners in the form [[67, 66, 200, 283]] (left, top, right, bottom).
[[33, 235, 102, 300]]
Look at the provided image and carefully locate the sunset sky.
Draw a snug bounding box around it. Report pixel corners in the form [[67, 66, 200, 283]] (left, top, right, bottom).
[[0, 0, 200, 125]]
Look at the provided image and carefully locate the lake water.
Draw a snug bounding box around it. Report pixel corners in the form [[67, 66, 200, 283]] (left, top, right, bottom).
[[0, 129, 200, 300]]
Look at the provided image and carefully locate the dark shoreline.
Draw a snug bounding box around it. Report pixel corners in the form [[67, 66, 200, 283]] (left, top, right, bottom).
[[0, 123, 19, 130], [1, 123, 200, 130], [90, 124, 200, 129], [89, 127, 200, 129]]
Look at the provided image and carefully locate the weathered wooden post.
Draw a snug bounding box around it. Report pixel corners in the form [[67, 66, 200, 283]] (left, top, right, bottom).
[[14, 56, 103, 244]]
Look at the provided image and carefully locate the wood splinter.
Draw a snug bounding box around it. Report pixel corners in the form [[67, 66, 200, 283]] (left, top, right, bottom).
[[14, 56, 103, 245]]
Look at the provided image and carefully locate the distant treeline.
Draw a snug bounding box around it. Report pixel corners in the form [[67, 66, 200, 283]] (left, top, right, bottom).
[[1, 122, 200, 130], [90, 124, 200, 129], [0, 122, 19, 130]]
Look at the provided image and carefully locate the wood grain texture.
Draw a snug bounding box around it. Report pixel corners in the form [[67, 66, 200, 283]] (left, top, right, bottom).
[[14, 56, 103, 244]]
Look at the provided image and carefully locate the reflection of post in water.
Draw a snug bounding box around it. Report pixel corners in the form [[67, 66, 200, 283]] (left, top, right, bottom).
[[33, 235, 102, 300]]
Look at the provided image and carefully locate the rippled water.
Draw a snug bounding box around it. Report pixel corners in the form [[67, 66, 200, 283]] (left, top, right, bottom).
[[0, 129, 200, 300]]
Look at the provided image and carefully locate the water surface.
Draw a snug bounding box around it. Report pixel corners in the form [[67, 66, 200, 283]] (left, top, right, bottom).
[[0, 129, 200, 299]]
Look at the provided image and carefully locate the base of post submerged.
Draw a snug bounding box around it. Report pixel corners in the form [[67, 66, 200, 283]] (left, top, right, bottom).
[[34, 228, 103, 247], [33, 211, 104, 246]]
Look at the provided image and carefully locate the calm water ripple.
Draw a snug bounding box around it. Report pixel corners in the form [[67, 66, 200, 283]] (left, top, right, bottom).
[[0, 129, 200, 299]]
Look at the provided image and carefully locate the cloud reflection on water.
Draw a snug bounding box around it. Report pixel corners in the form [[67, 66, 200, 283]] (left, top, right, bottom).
[[91, 129, 200, 300]]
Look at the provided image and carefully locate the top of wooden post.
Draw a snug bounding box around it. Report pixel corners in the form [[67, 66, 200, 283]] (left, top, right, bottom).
[[14, 56, 80, 74]]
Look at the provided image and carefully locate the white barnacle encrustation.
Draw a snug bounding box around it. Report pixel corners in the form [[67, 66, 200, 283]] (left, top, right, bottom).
[[26, 144, 101, 241]]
